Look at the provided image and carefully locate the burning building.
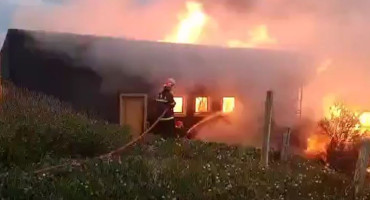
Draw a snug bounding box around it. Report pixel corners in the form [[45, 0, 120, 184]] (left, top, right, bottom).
[[0, 29, 315, 143]]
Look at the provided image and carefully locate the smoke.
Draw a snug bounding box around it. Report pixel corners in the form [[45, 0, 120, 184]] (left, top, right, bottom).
[[7, 0, 370, 146], [191, 99, 261, 146], [202, 0, 258, 14], [206, 0, 370, 119], [200, 0, 370, 120], [11, 0, 184, 41]]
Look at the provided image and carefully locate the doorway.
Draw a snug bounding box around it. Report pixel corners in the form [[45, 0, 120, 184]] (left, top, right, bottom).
[[119, 94, 147, 138]]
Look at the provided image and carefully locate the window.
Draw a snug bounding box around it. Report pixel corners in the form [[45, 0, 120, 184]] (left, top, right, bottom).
[[174, 97, 184, 113], [222, 97, 235, 113], [195, 97, 209, 113]]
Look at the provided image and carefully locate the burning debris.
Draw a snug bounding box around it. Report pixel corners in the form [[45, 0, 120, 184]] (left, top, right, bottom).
[[305, 133, 331, 161]]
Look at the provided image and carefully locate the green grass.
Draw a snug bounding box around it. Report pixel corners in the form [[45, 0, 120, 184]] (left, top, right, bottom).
[[0, 81, 131, 169], [0, 81, 369, 200]]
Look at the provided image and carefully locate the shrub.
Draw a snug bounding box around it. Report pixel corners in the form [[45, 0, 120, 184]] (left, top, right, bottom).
[[0, 82, 131, 168], [318, 103, 365, 173]]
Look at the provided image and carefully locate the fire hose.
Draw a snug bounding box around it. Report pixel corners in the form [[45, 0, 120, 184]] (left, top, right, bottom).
[[99, 108, 169, 158], [34, 108, 169, 175], [186, 111, 231, 139]]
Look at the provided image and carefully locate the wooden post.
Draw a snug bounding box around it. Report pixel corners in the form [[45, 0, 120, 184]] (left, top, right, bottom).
[[280, 128, 291, 162], [261, 90, 273, 168], [297, 86, 303, 119], [353, 139, 370, 198]]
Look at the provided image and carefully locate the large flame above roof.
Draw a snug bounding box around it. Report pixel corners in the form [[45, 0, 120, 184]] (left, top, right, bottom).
[[159, 1, 277, 49]]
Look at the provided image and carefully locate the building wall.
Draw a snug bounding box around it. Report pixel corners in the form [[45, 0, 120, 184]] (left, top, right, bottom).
[[1, 29, 313, 133]]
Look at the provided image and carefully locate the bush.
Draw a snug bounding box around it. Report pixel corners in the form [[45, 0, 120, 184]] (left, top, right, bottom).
[[0, 82, 131, 168], [318, 103, 365, 173]]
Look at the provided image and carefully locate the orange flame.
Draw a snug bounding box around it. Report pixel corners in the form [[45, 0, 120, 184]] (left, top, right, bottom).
[[359, 112, 370, 128], [305, 134, 331, 160], [161, 1, 277, 49], [195, 97, 208, 113], [161, 1, 208, 44]]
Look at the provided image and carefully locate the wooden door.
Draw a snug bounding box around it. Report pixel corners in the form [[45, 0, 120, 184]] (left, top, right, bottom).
[[120, 94, 147, 138]]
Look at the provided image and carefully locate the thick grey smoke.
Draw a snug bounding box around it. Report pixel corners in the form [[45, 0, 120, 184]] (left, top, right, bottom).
[[8, 0, 370, 145]]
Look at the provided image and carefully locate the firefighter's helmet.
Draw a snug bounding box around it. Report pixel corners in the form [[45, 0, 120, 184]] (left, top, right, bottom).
[[164, 78, 176, 88]]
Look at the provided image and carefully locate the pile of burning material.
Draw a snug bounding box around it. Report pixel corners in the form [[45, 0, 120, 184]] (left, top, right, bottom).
[[306, 103, 370, 174]]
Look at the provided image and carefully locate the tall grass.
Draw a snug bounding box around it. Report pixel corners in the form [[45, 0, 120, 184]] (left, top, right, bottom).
[[0, 81, 131, 169]]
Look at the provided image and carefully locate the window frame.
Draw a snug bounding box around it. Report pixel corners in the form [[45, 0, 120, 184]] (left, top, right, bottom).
[[194, 96, 211, 116], [222, 96, 236, 113], [173, 96, 187, 117]]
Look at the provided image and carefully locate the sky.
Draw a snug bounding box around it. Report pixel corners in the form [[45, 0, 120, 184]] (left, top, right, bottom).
[[0, 0, 150, 48], [0, 0, 16, 48], [0, 0, 50, 48]]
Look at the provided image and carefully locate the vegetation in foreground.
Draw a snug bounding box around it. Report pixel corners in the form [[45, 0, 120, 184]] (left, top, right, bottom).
[[0, 82, 369, 200]]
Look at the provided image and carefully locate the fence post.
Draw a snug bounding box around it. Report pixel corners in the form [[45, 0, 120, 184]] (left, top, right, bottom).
[[353, 139, 370, 198], [261, 90, 273, 168], [280, 128, 291, 162]]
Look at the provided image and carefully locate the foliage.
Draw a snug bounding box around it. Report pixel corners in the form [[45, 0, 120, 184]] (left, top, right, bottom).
[[318, 102, 364, 173], [2, 139, 369, 200], [0, 81, 131, 168]]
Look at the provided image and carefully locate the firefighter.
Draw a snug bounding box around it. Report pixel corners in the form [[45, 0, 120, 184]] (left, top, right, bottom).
[[155, 78, 177, 138]]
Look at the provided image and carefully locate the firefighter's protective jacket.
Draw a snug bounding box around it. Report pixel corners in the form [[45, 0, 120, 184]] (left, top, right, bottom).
[[156, 88, 176, 121]]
